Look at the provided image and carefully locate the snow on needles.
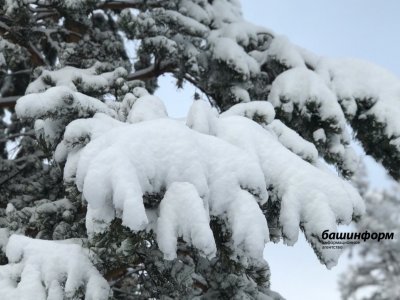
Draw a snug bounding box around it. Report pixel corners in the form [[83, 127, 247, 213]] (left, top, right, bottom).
[[211, 37, 260, 79], [267, 119, 319, 164], [268, 67, 359, 174], [0, 235, 110, 300], [14, 75, 366, 268], [157, 182, 217, 260], [16, 86, 117, 121], [20, 85, 364, 266], [215, 114, 364, 268], [61, 116, 270, 261], [268, 68, 345, 131], [25, 63, 127, 95], [319, 58, 400, 138]]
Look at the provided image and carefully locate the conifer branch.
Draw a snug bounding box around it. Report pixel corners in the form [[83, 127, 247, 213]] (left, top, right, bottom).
[[100, 0, 164, 10], [0, 95, 20, 109], [127, 61, 176, 81], [0, 21, 48, 66]]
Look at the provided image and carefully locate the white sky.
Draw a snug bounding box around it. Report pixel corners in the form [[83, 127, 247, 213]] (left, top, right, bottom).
[[156, 1, 400, 299]]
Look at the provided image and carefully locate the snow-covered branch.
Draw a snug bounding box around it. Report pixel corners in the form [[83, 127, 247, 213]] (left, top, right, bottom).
[[0, 235, 110, 300]]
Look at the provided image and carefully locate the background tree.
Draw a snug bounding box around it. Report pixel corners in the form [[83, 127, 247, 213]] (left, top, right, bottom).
[[0, 0, 399, 299], [339, 169, 400, 300]]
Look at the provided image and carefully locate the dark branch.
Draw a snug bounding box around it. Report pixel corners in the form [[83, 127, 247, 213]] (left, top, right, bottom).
[[99, 0, 164, 10], [0, 69, 32, 76], [33, 11, 59, 21], [0, 132, 36, 143], [0, 96, 20, 109], [182, 74, 218, 108], [126, 61, 175, 81]]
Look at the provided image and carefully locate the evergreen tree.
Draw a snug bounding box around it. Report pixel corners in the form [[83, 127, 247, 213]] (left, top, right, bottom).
[[0, 0, 399, 299], [339, 170, 400, 300]]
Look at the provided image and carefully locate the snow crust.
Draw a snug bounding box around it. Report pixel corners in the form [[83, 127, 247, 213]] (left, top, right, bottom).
[[215, 115, 364, 268], [313, 128, 327, 143], [229, 86, 251, 103], [267, 119, 318, 163], [318, 58, 400, 138], [211, 37, 259, 78], [179, 0, 211, 25], [16, 86, 117, 121], [58, 115, 269, 261], [264, 35, 306, 68], [268, 67, 358, 173], [209, 19, 272, 49], [186, 100, 219, 135], [157, 182, 216, 260], [0, 235, 110, 300], [127, 89, 168, 123], [222, 101, 275, 125], [268, 68, 345, 129], [26, 63, 126, 94], [162, 9, 208, 36], [15, 86, 118, 147], [208, 0, 243, 27]]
